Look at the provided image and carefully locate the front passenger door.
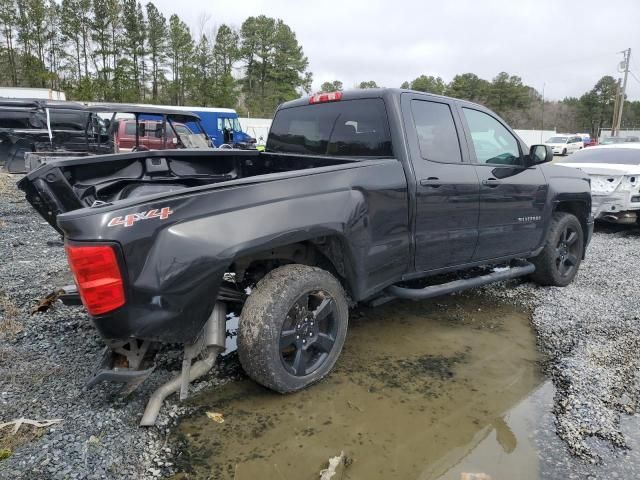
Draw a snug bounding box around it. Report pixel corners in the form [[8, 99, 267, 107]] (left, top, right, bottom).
[[460, 107, 548, 260]]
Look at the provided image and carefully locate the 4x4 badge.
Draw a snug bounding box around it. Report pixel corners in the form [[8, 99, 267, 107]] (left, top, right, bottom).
[[107, 207, 173, 228]]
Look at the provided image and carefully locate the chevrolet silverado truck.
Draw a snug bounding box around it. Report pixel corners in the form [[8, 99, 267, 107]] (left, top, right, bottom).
[[17, 89, 593, 425]]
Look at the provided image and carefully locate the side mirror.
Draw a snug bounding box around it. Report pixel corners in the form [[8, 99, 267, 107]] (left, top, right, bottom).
[[529, 144, 553, 165]]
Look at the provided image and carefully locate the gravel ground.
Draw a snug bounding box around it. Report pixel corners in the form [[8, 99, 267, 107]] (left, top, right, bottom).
[[0, 173, 227, 479], [2, 169, 640, 477], [486, 224, 640, 463]]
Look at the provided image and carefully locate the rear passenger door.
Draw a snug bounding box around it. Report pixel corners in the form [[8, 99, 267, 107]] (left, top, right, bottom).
[[458, 106, 548, 260], [401, 94, 480, 272]]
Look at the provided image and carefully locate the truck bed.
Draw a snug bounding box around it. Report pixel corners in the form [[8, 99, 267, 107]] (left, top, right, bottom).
[[18, 148, 362, 231]]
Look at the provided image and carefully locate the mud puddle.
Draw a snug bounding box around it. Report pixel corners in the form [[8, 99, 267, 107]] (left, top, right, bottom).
[[174, 293, 547, 479]]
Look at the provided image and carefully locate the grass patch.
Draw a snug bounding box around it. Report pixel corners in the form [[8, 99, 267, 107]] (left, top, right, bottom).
[[0, 424, 47, 461]]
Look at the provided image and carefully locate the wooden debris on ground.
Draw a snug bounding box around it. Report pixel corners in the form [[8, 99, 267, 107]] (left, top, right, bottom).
[[206, 412, 225, 423], [460, 473, 493, 480], [31, 290, 64, 314], [0, 418, 63, 435]]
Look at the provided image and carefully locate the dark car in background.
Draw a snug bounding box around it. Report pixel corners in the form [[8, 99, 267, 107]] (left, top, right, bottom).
[[0, 99, 110, 173]]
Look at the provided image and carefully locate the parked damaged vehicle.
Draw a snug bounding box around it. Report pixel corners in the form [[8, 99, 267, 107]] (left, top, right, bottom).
[[23, 104, 213, 172], [0, 99, 110, 173], [17, 88, 593, 425], [558, 144, 640, 224], [0, 100, 214, 173]]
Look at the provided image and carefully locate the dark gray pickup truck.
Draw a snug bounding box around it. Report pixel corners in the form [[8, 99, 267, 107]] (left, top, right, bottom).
[[18, 88, 593, 425]]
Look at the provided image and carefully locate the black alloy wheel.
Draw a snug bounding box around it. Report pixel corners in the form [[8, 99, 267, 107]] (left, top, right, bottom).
[[279, 291, 338, 376], [555, 225, 580, 278]]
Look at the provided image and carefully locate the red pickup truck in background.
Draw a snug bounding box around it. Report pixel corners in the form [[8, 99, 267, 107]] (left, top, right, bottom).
[[115, 120, 193, 151]]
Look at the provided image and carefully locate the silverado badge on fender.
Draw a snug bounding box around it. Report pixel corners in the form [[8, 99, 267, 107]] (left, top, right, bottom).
[[107, 207, 173, 228], [517, 215, 542, 222]]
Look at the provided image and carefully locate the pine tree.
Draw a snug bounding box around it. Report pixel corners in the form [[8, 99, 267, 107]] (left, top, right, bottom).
[[240, 15, 309, 117], [167, 14, 192, 105], [146, 2, 166, 101], [213, 24, 239, 108], [0, 0, 19, 86]]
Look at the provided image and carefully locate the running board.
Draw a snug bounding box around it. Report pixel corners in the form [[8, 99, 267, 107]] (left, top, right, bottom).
[[385, 261, 535, 300]]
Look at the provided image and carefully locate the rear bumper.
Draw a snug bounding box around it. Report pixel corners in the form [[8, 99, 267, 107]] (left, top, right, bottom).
[[592, 193, 640, 224]]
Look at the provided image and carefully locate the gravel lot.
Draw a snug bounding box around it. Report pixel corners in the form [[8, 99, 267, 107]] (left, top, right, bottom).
[[1, 170, 640, 477], [0, 173, 225, 479], [486, 223, 640, 463]]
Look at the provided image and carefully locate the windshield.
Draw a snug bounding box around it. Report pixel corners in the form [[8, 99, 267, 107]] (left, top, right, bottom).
[[218, 116, 242, 132], [559, 148, 640, 165], [178, 131, 210, 148], [267, 98, 393, 156], [546, 136, 568, 143]]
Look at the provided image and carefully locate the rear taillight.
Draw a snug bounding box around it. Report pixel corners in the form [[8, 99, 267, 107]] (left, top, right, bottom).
[[65, 244, 125, 316], [309, 91, 342, 104]]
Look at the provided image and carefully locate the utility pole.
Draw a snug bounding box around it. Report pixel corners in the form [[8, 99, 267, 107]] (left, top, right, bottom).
[[611, 78, 622, 136], [540, 82, 545, 143], [614, 48, 631, 136]]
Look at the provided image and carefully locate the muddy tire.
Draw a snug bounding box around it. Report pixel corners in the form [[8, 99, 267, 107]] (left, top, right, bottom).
[[237, 264, 349, 393], [530, 212, 584, 287], [562, 148, 567, 156]]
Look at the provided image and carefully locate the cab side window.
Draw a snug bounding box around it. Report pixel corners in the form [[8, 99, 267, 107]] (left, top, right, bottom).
[[410, 100, 462, 163], [462, 108, 521, 166]]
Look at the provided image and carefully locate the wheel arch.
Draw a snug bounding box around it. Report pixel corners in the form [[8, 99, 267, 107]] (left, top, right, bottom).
[[553, 199, 590, 258], [228, 234, 359, 300]]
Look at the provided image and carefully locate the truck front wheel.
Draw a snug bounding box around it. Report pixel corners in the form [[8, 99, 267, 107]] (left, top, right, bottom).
[[237, 264, 349, 393], [530, 212, 584, 287]]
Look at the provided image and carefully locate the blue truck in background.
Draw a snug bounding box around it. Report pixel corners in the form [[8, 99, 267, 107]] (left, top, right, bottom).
[[139, 104, 255, 147]]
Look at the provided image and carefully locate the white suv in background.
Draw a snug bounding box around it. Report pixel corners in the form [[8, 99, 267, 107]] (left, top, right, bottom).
[[544, 134, 584, 155]]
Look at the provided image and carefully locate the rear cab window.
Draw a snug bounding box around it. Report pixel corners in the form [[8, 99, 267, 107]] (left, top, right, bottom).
[[267, 99, 393, 157], [410, 100, 462, 163]]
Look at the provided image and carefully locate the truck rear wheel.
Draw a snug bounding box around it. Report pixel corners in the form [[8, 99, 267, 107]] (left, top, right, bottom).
[[237, 264, 349, 393], [530, 212, 584, 287]]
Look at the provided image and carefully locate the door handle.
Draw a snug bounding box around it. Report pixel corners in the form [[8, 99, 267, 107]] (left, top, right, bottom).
[[420, 177, 442, 187], [482, 178, 501, 187]]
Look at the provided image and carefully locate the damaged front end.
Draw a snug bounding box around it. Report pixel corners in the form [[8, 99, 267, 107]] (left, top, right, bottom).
[[590, 174, 640, 224]]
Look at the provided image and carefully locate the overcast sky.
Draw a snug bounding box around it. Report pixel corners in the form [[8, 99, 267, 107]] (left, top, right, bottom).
[[153, 0, 640, 101]]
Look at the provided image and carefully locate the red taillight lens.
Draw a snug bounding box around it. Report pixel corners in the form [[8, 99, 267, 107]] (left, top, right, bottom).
[[309, 91, 342, 104], [65, 244, 125, 316]]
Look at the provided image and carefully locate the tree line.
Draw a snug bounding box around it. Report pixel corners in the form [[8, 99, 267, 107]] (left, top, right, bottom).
[[322, 74, 640, 137], [0, 0, 637, 131], [0, 1, 311, 117]]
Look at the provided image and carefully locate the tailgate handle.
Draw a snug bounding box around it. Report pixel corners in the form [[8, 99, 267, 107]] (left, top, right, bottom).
[[482, 178, 501, 187], [420, 177, 442, 188]]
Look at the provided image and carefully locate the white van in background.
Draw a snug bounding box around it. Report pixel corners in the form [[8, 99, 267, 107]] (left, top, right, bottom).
[[544, 134, 584, 155]]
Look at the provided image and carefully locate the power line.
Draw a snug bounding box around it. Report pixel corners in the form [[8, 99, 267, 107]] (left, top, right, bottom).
[[630, 70, 640, 85]]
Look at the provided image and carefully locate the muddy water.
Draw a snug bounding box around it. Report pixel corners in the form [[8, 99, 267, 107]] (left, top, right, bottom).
[[176, 293, 546, 480]]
